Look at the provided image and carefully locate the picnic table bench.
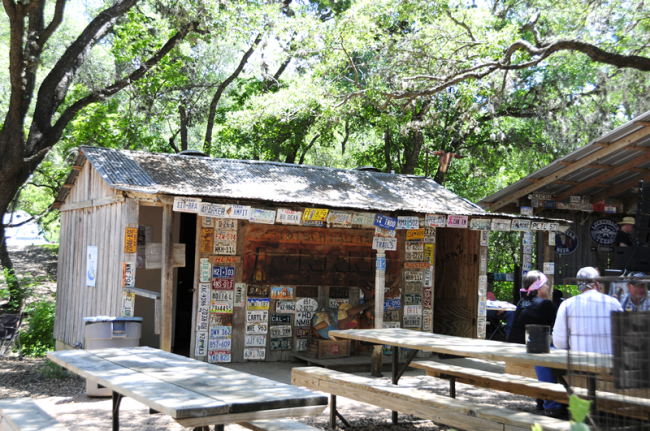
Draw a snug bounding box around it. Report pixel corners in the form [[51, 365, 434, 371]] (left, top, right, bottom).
[[291, 366, 571, 431], [0, 398, 68, 431]]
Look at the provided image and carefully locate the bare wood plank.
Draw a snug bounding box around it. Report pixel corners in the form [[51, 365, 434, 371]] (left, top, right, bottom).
[[0, 398, 69, 431], [47, 350, 229, 418], [238, 419, 321, 431], [328, 328, 612, 373], [144, 243, 186, 268], [291, 367, 571, 431], [59, 195, 125, 212], [488, 125, 650, 211], [123, 287, 161, 300], [591, 172, 650, 202], [161, 204, 174, 352]]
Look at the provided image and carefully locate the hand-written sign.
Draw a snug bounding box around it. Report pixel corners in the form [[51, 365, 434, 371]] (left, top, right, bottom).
[[223, 204, 251, 220], [511, 219, 531, 231], [212, 279, 234, 290], [210, 326, 232, 337], [209, 337, 231, 351], [423, 287, 432, 308], [250, 208, 276, 225], [246, 310, 269, 323], [245, 335, 266, 347], [244, 348, 266, 360], [372, 237, 397, 251], [195, 331, 207, 356], [295, 327, 310, 338], [447, 215, 468, 228], [122, 292, 135, 318], [491, 219, 512, 231], [124, 228, 138, 253], [329, 286, 349, 299], [213, 266, 235, 279], [122, 262, 135, 287], [406, 228, 425, 240], [201, 229, 214, 253], [374, 214, 397, 230], [199, 203, 226, 218], [270, 338, 291, 350], [276, 301, 296, 313], [200, 258, 211, 282], [295, 311, 313, 326], [302, 208, 329, 221], [214, 243, 236, 255], [234, 283, 245, 307], [247, 298, 270, 310], [351, 212, 376, 227], [469, 219, 490, 231], [425, 214, 446, 227], [270, 325, 292, 338], [296, 298, 318, 312], [208, 351, 231, 363], [397, 216, 419, 230], [270, 313, 291, 324], [247, 285, 270, 297], [174, 197, 201, 213], [214, 230, 237, 242], [276, 209, 302, 225], [271, 286, 293, 299], [405, 271, 424, 283], [210, 313, 232, 326], [246, 322, 268, 334]]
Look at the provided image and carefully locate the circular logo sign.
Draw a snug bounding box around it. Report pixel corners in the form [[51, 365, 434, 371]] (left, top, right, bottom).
[[555, 229, 579, 255], [590, 219, 619, 245]]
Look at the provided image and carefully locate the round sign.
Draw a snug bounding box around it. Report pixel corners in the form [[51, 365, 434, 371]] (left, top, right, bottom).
[[296, 298, 319, 312], [590, 219, 619, 245], [555, 229, 579, 255]]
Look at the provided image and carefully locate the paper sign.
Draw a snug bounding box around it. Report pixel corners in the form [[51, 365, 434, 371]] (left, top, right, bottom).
[[549, 234, 556, 246], [425, 214, 446, 227], [174, 197, 201, 213], [302, 208, 329, 221], [397, 216, 419, 230], [86, 245, 98, 287], [447, 215, 468, 228], [122, 262, 135, 287], [276, 209, 302, 225], [121, 292, 135, 317], [372, 237, 397, 251], [250, 208, 276, 224]]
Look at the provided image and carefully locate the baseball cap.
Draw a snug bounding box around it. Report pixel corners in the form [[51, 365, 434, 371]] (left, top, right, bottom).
[[576, 267, 599, 291], [628, 272, 647, 285]]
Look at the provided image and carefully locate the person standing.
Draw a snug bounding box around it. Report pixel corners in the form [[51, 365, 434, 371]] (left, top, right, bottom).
[[507, 270, 562, 418], [620, 273, 649, 311], [615, 217, 635, 247], [553, 267, 623, 355]]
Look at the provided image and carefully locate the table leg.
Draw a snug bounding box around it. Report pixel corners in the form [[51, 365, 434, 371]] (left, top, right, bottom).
[[330, 394, 337, 428], [214, 425, 224, 431], [587, 374, 597, 414], [392, 346, 398, 424], [449, 376, 456, 399], [112, 391, 123, 431]]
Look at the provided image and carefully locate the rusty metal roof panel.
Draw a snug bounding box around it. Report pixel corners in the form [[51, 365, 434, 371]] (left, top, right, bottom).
[[75, 146, 487, 216]]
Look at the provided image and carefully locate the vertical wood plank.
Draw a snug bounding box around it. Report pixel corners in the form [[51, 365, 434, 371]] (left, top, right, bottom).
[[544, 231, 555, 294], [188, 214, 203, 358], [161, 203, 174, 351]]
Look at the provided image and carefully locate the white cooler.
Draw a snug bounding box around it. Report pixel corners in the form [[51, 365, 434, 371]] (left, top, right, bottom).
[[83, 316, 142, 396]]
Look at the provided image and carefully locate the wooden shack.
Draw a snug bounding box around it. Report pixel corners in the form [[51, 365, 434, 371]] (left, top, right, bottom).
[[479, 110, 650, 287], [53, 146, 561, 361]]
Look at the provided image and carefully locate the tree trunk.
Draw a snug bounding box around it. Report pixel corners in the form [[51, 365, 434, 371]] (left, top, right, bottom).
[[383, 126, 393, 173], [403, 100, 431, 175], [179, 104, 188, 151]]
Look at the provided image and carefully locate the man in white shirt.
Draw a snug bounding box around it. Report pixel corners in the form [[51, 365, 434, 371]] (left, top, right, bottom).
[[553, 267, 623, 355]]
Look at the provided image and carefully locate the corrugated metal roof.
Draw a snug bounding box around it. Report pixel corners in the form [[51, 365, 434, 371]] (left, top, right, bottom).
[[479, 110, 650, 209], [57, 146, 490, 216]]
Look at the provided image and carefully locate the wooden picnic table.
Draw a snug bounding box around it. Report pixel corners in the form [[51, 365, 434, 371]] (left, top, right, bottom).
[[47, 347, 327, 431]]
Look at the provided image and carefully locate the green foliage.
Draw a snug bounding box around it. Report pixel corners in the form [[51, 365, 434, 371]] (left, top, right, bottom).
[[569, 394, 591, 423], [0, 269, 30, 313], [37, 359, 71, 379], [20, 300, 56, 357]]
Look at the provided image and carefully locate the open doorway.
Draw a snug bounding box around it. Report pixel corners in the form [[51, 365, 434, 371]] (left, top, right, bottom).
[[173, 212, 196, 356]]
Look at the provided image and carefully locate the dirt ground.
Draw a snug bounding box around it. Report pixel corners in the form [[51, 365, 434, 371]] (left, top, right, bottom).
[[0, 246, 542, 430]]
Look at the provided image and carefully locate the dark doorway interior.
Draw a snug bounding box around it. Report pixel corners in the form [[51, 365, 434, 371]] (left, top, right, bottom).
[[173, 212, 196, 356]]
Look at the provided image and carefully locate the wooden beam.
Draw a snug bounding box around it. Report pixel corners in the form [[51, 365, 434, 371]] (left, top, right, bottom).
[[59, 195, 125, 212], [161, 203, 174, 352], [555, 150, 650, 202], [488, 126, 650, 211], [635, 121, 650, 126], [591, 173, 649, 202]]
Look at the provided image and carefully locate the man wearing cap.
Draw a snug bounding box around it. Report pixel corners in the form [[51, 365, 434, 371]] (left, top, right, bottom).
[[553, 267, 623, 355], [621, 273, 650, 311], [615, 217, 635, 247]]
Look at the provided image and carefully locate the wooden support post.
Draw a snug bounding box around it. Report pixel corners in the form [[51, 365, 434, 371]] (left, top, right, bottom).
[[371, 250, 386, 377], [330, 394, 337, 428], [161, 203, 174, 352], [543, 231, 555, 295]]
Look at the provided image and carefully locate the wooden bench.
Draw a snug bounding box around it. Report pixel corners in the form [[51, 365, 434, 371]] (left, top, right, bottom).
[[291, 366, 572, 431], [412, 360, 650, 420], [238, 419, 321, 430], [0, 398, 68, 431]]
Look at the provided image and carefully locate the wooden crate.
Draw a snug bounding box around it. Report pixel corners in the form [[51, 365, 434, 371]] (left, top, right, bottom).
[[306, 339, 351, 359]]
